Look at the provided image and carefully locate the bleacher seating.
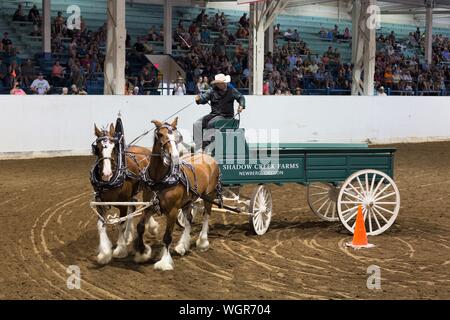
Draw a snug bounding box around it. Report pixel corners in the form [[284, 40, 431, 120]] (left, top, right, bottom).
[[0, 0, 448, 95]]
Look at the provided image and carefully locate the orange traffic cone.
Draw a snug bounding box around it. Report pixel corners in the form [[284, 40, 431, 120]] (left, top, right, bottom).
[[345, 205, 374, 249]]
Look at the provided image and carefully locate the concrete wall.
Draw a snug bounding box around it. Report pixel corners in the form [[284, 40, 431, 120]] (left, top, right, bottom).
[[0, 96, 449, 159]]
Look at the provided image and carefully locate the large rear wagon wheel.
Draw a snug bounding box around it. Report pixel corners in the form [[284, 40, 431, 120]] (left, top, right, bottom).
[[307, 182, 340, 221], [337, 169, 400, 235], [249, 185, 272, 235]]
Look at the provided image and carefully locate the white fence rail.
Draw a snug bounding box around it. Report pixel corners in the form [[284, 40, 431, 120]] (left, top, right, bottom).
[[0, 96, 449, 159]]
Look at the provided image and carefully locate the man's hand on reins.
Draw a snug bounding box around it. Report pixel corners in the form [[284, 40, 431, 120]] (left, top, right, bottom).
[[195, 95, 201, 104], [237, 106, 244, 113]]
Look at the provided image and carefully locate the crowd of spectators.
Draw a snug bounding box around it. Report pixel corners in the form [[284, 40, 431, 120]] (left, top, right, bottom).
[[173, 10, 251, 94], [375, 29, 449, 95], [2, 4, 449, 95]]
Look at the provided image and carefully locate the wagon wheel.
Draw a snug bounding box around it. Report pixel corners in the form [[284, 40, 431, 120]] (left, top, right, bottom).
[[307, 183, 340, 221], [249, 185, 272, 235], [337, 169, 400, 236]]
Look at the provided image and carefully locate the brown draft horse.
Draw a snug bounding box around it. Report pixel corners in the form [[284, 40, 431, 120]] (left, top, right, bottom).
[[133, 117, 221, 270], [93, 123, 159, 265]]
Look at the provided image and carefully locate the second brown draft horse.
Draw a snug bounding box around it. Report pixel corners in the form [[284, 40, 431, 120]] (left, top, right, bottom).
[[133, 117, 221, 270]]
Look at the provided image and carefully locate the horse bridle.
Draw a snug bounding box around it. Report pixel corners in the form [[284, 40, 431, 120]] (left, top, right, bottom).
[[153, 123, 182, 159], [91, 132, 120, 162]]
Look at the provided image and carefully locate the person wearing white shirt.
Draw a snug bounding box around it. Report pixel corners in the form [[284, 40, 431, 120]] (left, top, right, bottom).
[[30, 73, 50, 95], [173, 77, 186, 96]]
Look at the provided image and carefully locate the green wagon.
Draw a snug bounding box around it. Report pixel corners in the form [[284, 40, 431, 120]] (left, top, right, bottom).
[[181, 121, 400, 237]]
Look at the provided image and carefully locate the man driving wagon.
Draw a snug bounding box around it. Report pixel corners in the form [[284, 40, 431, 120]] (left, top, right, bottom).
[[194, 73, 246, 152]]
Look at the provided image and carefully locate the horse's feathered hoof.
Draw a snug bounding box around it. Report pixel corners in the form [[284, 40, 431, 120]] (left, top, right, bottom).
[[175, 242, 187, 256], [134, 244, 152, 263], [154, 257, 174, 271], [97, 251, 113, 265], [112, 245, 128, 259], [196, 238, 210, 252]]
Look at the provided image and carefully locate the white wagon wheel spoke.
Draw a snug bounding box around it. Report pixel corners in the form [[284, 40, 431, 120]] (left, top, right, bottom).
[[372, 206, 390, 224], [337, 169, 400, 236], [369, 173, 377, 193], [307, 183, 340, 222], [370, 208, 383, 229], [249, 185, 272, 235], [374, 191, 397, 202]]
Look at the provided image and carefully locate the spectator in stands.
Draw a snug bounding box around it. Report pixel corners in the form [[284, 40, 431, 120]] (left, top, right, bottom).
[[71, 84, 87, 95], [0, 57, 9, 87], [384, 66, 393, 89], [200, 27, 210, 43], [10, 80, 26, 95], [326, 29, 334, 41], [147, 26, 157, 42], [343, 27, 351, 40], [377, 86, 387, 96], [54, 11, 66, 35], [8, 60, 20, 89], [173, 77, 186, 95], [332, 25, 339, 37], [125, 32, 131, 48], [292, 29, 300, 42], [70, 63, 85, 90], [415, 27, 421, 42], [388, 31, 396, 43], [13, 4, 27, 22], [61, 87, 69, 95], [21, 59, 35, 88], [158, 25, 165, 41], [263, 81, 270, 95], [239, 13, 249, 29], [274, 24, 281, 38], [236, 25, 248, 39], [408, 32, 418, 47], [28, 5, 41, 25], [2, 32, 13, 55], [30, 73, 50, 95], [295, 87, 302, 95], [219, 12, 227, 27], [51, 61, 65, 87], [139, 66, 156, 94], [196, 77, 203, 94], [201, 76, 210, 92], [283, 29, 293, 41], [319, 26, 327, 39], [195, 9, 206, 26]]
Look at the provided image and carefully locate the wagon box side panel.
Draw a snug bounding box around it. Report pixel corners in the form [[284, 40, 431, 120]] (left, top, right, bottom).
[[219, 154, 306, 185], [348, 154, 395, 178], [305, 150, 396, 183]]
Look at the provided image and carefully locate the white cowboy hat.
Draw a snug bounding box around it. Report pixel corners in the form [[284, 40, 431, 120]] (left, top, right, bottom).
[[211, 73, 231, 84]]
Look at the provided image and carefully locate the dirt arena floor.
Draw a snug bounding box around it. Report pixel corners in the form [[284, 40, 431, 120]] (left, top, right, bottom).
[[0, 141, 449, 300]]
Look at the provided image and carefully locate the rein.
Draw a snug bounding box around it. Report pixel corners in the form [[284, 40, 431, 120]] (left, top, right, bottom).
[[90, 133, 128, 192], [127, 101, 194, 146]]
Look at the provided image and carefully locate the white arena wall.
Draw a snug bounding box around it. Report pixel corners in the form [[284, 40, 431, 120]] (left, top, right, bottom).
[[0, 96, 449, 159]]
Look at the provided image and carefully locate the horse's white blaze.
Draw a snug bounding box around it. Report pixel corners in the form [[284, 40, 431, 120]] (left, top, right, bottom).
[[168, 133, 180, 166], [154, 246, 174, 271], [101, 141, 114, 181], [175, 214, 191, 256], [196, 214, 210, 251], [97, 220, 112, 264]]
